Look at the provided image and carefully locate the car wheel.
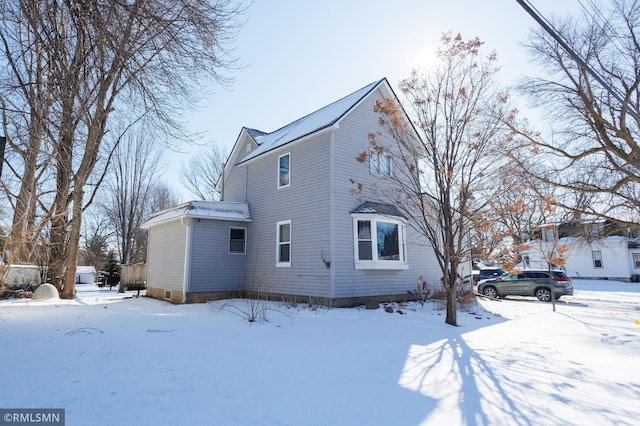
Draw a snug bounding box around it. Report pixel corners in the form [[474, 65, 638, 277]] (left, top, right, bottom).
[[535, 288, 551, 302], [482, 286, 498, 299]]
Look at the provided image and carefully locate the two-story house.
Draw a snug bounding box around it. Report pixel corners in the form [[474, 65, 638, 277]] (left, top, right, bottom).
[[142, 78, 442, 305], [519, 219, 640, 281]]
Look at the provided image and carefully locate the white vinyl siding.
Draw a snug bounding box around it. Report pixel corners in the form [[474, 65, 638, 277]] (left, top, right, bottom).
[[145, 220, 187, 292]]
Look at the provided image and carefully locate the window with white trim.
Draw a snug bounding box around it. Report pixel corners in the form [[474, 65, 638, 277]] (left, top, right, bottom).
[[370, 149, 391, 177], [353, 216, 407, 269], [276, 220, 291, 266], [229, 227, 246, 254], [633, 253, 640, 269], [592, 250, 603, 269], [278, 153, 290, 188]]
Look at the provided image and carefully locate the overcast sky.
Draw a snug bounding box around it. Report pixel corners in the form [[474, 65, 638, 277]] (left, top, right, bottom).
[[168, 0, 586, 200]]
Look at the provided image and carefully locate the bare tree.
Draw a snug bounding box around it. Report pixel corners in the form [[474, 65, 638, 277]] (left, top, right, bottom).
[[468, 162, 559, 262], [509, 0, 640, 225], [0, 0, 245, 298], [180, 144, 226, 200], [363, 34, 511, 326], [147, 182, 181, 213], [78, 216, 112, 273], [103, 129, 162, 266]]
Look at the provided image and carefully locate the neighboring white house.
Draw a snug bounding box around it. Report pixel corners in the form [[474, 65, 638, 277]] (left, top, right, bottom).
[[75, 266, 97, 284], [519, 223, 640, 282]]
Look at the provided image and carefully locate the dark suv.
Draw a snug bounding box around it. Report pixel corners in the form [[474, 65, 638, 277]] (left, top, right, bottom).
[[471, 268, 506, 286], [477, 269, 574, 302]]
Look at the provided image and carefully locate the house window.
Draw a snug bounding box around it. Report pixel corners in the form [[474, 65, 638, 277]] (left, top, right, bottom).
[[278, 153, 290, 188], [357, 220, 373, 260], [353, 217, 407, 269], [276, 220, 291, 266], [229, 227, 246, 254], [370, 150, 391, 177], [592, 250, 603, 269], [633, 253, 640, 269], [523, 255, 531, 268]]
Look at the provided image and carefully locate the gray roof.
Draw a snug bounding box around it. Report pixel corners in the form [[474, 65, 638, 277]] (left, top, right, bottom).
[[350, 202, 406, 218], [142, 201, 251, 228], [244, 127, 267, 140], [237, 78, 387, 164]]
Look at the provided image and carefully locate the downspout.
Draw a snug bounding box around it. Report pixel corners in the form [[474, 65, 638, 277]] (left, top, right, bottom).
[[329, 131, 336, 298], [244, 165, 249, 203], [181, 216, 193, 303], [220, 162, 225, 201]]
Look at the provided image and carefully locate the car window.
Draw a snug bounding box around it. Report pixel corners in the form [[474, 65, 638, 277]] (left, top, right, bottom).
[[552, 271, 569, 280], [481, 269, 504, 277], [501, 273, 519, 281], [524, 271, 548, 279]]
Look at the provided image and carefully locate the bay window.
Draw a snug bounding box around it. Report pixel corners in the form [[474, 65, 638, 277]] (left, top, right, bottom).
[[353, 215, 407, 269]]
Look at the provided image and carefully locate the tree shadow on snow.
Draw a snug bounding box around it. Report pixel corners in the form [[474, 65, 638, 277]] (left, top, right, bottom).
[[397, 329, 530, 425], [397, 324, 640, 425]]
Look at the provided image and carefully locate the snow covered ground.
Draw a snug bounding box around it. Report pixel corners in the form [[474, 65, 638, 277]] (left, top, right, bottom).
[[1, 280, 638, 426]]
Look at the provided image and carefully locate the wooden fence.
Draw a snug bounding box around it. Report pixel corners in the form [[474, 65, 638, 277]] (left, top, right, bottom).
[[120, 263, 146, 291]]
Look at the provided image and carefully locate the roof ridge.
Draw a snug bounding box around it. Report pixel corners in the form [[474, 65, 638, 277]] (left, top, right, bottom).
[[264, 78, 385, 136], [237, 78, 387, 164]]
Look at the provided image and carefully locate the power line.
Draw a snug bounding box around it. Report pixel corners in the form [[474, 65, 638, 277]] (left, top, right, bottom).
[[577, 0, 635, 71], [515, 0, 640, 122]]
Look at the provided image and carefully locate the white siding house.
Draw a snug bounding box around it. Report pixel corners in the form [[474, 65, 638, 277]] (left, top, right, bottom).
[[75, 266, 97, 284], [520, 236, 640, 282]]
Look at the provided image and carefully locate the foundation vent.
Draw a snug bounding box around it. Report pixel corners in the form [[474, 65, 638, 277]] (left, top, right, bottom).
[[164, 290, 172, 300]]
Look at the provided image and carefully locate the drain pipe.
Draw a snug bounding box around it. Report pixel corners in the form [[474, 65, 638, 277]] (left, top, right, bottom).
[[181, 215, 192, 303]]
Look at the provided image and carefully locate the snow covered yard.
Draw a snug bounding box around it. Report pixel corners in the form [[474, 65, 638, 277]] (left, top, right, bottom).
[[1, 280, 639, 426]]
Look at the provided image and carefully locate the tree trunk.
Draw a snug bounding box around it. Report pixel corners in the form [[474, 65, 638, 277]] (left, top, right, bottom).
[[8, 113, 46, 263], [445, 274, 458, 326], [49, 102, 74, 292], [60, 189, 83, 299]]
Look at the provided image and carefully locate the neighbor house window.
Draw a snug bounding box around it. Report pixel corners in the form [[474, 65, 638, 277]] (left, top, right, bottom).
[[353, 216, 407, 269], [276, 220, 291, 266], [229, 227, 246, 254], [278, 153, 290, 188], [592, 250, 603, 268], [634, 253, 640, 269], [370, 149, 391, 177]]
